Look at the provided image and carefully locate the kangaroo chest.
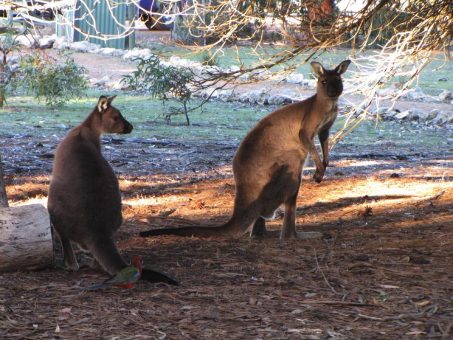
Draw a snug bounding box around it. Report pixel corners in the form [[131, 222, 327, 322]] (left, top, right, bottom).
[[316, 103, 338, 133]]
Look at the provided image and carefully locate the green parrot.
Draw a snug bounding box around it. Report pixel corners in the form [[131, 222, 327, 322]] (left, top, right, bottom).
[[82, 255, 144, 291]]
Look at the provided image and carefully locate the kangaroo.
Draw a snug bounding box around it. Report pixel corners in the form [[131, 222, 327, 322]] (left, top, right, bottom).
[[48, 96, 177, 285], [140, 60, 351, 240]]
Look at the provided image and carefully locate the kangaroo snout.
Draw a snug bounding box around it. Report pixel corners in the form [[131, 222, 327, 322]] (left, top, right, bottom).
[[122, 119, 133, 134]]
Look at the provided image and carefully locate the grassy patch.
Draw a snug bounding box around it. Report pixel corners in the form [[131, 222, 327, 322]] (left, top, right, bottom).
[[0, 92, 447, 152]]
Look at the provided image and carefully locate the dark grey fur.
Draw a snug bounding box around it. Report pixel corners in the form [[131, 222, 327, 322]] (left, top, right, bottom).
[[48, 96, 177, 284]]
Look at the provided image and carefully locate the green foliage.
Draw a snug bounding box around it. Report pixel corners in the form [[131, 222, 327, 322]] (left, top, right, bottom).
[[19, 53, 88, 108], [122, 55, 195, 125]]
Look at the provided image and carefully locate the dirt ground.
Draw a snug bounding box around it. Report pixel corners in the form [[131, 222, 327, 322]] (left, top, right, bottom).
[[1, 39, 453, 339]]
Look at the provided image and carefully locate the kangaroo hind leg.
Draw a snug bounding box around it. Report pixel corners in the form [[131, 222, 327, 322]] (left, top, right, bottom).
[[59, 235, 80, 272]]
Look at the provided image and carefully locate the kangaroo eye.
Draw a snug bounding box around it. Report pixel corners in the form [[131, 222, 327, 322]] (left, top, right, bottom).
[[321, 80, 327, 85]]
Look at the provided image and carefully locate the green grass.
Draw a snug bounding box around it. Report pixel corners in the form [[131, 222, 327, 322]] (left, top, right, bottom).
[[140, 42, 453, 95], [0, 92, 447, 152]]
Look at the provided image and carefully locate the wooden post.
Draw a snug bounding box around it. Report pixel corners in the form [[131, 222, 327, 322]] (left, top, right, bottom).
[[0, 204, 54, 272]]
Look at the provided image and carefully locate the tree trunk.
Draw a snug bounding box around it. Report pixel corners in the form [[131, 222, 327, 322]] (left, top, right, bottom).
[[0, 204, 54, 272], [183, 101, 190, 126], [0, 153, 8, 207]]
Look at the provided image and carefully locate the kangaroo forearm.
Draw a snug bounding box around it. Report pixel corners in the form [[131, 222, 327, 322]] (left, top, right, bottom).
[[301, 135, 323, 170]]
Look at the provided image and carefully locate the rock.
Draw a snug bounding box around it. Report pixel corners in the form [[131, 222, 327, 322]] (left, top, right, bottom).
[[238, 73, 250, 81], [384, 109, 400, 119], [122, 48, 153, 61], [376, 87, 397, 97], [438, 90, 453, 101], [70, 41, 100, 53], [267, 94, 294, 105], [53, 36, 70, 50], [38, 35, 55, 49], [438, 77, 448, 82], [90, 75, 110, 87], [432, 111, 450, 126], [394, 110, 411, 120], [301, 79, 316, 89], [374, 107, 391, 116], [403, 87, 427, 101], [426, 109, 441, 121], [244, 89, 267, 104], [285, 73, 305, 84], [408, 109, 425, 121], [107, 80, 126, 90], [15, 35, 34, 48], [98, 48, 125, 57]]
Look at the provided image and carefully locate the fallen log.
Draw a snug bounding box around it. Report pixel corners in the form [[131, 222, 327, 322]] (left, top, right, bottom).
[[0, 204, 54, 272]]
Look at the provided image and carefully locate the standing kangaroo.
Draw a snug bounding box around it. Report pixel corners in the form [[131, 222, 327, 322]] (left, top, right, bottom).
[[48, 96, 177, 284], [140, 60, 351, 240]]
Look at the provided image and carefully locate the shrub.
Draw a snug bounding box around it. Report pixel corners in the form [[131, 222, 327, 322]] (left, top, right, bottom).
[[19, 53, 88, 108], [122, 55, 195, 125]]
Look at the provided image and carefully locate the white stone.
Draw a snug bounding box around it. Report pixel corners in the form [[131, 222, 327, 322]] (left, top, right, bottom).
[[374, 107, 391, 116], [427, 109, 441, 121], [15, 35, 34, 48], [302, 79, 317, 89], [403, 87, 427, 101], [267, 94, 294, 105], [394, 110, 411, 120], [98, 48, 125, 57], [107, 80, 126, 90], [376, 88, 397, 97], [38, 35, 56, 49], [91, 75, 110, 87], [53, 36, 70, 50], [285, 73, 305, 84], [432, 111, 451, 126], [408, 109, 425, 121], [70, 41, 100, 53], [122, 48, 153, 61], [438, 90, 453, 101]]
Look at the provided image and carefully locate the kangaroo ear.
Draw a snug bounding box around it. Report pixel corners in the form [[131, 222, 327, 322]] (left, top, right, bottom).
[[107, 95, 117, 104], [97, 96, 109, 113], [310, 61, 325, 78], [335, 60, 351, 75]]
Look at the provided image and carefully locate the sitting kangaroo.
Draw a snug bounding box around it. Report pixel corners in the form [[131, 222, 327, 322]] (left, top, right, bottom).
[[140, 60, 351, 240], [48, 96, 177, 284]]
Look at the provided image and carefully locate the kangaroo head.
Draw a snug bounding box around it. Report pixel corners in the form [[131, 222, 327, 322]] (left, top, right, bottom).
[[96, 95, 133, 134], [311, 60, 351, 99]]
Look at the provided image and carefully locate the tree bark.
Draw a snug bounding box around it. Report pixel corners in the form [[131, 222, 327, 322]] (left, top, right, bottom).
[[0, 204, 54, 272], [0, 153, 8, 207]]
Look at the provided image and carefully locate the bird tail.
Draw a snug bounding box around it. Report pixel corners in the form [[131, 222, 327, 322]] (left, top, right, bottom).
[[141, 268, 178, 285]]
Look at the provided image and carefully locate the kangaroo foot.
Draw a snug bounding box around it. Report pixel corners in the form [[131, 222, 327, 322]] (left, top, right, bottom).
[[61, 261, 80, 272]]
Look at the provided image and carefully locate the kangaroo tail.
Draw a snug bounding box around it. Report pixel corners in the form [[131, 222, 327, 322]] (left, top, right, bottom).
[[140, 208, 258, 238], [88, 237, 128, 275], [88, 238, 178, 285]]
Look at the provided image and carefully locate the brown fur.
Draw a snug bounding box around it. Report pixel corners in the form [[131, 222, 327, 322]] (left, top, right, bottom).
[[140, 60, 351, 240], [48, 96, 177, 284]]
